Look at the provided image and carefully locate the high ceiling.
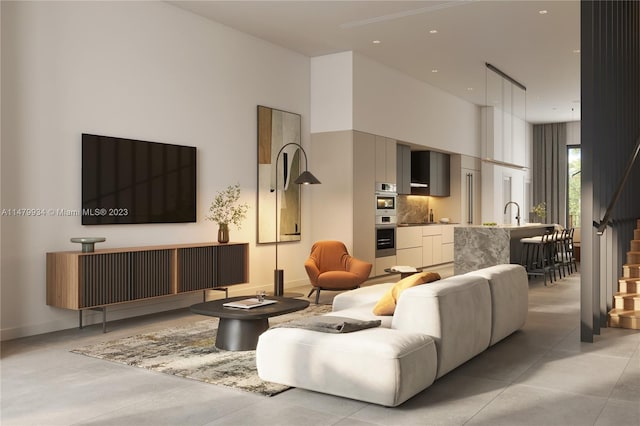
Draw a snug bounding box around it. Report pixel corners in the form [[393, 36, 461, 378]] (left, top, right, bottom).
[[168, 0, 580, 124]]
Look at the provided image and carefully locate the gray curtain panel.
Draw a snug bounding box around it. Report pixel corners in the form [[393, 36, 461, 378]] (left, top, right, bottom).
[[532, 123, 568, 226]]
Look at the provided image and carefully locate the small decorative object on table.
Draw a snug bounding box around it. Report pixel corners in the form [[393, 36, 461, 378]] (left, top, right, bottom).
[[206, 184, 249, 243], [222, 298, 277, 309], [530, 202, 547, 223], [70, 237, 106, 253], [385, 265, 422, 279]]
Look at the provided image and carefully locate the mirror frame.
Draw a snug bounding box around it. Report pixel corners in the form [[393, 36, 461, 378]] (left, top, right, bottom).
[[257, 105, 302, 244]]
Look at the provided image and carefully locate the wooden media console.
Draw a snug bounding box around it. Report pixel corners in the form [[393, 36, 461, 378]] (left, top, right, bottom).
[[46, 242, 248, 331]]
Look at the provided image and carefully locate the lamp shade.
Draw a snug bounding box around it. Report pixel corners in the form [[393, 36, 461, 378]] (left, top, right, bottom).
[[294, 170, 321, 185]]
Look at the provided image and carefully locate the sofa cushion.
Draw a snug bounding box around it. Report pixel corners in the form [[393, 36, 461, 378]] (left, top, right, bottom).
[[273, 315, 381, 333], [325, 303, 393, 328], [332, 282, 393, 312], [392, 274, 492, 378], [256, 327, 437, 407], [465, 264, 528, 345], [372, 272, 441, 316]]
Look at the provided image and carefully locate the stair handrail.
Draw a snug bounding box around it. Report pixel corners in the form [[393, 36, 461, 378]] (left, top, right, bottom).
[[594, 133, 640, 235]]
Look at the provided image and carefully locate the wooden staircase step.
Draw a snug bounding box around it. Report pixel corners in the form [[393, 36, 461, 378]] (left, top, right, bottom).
[[623, 264, 640, 278], [619, 278, 640, 293], [627, 251, 640, 264], [608, 220, 640, 331], [614, 293, 640, 310], [608, 308, 640, 330]]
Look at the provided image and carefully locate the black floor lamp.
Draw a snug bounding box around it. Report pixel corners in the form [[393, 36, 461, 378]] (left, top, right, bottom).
[[274, 142, 321, 296]]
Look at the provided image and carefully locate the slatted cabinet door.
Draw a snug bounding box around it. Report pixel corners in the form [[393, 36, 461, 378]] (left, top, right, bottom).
[[80, 253, 131, 307], [176, 243, 249, 291], [215, 244, 248, 286], [177, 246, 216, 292], [131, 250, 172, 299]]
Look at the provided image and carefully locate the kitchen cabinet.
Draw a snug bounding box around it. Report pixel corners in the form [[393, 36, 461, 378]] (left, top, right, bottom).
[[353, 132, 377, 267], [375, 255, 397, 277], [422, 225, 442, 267], [396, 143, 411, 194], [397, 248, 422, 267], [397, 226, 422, 266], [441, 225, 455, 263], [430, 152, 450, 196], [375, 136, 397, 184], [423, 225, 442, 236], [411, 151, 450, 196], [395, 224, 456, 269], [449, 154, 481, 225], [398, 226, 422, 248], [482, 68, 526, 168], [461, 169, 481, 225]]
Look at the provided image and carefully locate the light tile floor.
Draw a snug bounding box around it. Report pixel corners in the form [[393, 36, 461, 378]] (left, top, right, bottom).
[[2, 267, 639, 426]]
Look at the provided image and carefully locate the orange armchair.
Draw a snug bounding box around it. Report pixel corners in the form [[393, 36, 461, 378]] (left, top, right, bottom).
[[304, 241, 373, 304]]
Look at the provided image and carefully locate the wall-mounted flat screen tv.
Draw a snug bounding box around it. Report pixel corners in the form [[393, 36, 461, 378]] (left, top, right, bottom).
[[82, 133, 196, 225]]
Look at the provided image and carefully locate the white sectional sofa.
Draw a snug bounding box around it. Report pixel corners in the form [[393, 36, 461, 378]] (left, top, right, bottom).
[[256, 264, 528, 407]]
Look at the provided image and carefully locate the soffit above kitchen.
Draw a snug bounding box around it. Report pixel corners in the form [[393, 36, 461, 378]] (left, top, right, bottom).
[[168, 0, 580, 124]]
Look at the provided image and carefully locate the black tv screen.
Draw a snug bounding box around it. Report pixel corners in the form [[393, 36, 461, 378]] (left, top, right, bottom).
[[82, 134, 196, 225]]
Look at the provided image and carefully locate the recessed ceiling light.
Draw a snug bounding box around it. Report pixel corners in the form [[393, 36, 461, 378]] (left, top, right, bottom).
[[429, 29, 438, 34], [372, 40, 381, 44], [431, 69, 438, 73], [573, 49, 581, 53], [539, 9, 548, 15], [467, 87, 473, 91]]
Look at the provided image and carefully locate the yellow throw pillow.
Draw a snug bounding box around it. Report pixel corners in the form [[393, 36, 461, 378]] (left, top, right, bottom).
[[372, 271, 441, 316]]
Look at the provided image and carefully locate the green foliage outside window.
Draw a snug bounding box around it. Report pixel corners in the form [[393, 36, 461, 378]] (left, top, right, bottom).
[[568, 147, 581, 228]]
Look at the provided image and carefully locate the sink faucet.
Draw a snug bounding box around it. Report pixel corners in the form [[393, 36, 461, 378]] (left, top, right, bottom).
[[504, 201, 521, 226]]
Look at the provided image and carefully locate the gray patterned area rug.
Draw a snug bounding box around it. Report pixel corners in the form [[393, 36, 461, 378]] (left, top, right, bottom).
[[71, 303, 331, 396]]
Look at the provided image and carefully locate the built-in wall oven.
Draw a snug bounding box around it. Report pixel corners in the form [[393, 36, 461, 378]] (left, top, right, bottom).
[[375, 182, 397, 258], [375, 182, 397, 217], [375, 224, 396, 258]]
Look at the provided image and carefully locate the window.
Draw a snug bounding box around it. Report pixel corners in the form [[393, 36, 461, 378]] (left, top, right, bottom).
[[567, 146, 581, 227]]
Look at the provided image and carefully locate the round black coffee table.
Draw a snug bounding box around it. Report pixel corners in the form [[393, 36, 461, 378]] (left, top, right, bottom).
[[190, 296, 309, 351]]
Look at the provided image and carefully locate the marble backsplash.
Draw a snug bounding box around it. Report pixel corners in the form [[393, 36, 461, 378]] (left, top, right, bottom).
[[397, 195, 431, 224]]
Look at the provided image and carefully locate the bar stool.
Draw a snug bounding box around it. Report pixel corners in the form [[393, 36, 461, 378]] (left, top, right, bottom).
[[520, 233, 556, 286], [565, 228, 578, 274], [552, 229, 567, 279]]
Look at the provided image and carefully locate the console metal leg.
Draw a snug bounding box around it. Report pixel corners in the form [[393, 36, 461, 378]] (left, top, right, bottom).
[[211, 287, 229, 298], [79, 308, 107, 332]]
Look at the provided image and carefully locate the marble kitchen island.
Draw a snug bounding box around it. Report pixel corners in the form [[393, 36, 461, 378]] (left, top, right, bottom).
[[454, 224, 554, 275]]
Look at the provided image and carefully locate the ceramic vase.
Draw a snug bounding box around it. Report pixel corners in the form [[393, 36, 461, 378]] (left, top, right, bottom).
[[218, 223, 229, 243]]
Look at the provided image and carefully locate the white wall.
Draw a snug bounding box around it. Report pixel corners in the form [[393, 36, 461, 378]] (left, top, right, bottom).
[[1, 1, 311, 339], [310, 52, 353, 133], [352, 53, 481, 157], [309, 131, 355, 247]]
